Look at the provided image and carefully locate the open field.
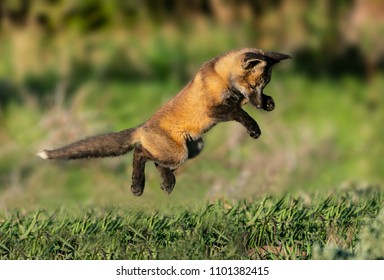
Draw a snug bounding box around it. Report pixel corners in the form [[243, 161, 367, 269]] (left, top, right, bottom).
[[1, 188, 383, 260], [1, 1, 383, 260]]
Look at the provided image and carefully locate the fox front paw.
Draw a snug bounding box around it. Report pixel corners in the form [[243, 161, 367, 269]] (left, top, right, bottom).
[[248, 125, 261, 139], [262, 95, 275, 111]]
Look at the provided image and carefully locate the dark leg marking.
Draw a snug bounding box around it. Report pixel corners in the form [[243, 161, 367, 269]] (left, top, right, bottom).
[[211, 105, 261, 139], [155, 163, 176, 194], [131, 145, 151, 196], [232, 108, 261, 139]]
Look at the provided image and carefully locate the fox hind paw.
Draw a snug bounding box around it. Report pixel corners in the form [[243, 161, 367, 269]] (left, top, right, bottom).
[[160, 174, 176, 195]]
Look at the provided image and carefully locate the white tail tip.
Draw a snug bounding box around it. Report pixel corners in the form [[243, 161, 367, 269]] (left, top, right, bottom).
[[36, 150, 48, 159]]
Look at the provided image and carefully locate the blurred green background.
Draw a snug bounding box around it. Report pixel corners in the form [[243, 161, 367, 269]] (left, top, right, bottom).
[[0, 0, 383, 210]]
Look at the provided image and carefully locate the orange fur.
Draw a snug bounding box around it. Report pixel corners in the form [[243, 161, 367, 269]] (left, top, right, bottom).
[[37, 48, 291, 196]]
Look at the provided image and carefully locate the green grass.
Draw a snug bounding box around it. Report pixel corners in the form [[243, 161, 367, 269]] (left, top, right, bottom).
[[1, 12, 383, 261], [1, 187, 382, 260]]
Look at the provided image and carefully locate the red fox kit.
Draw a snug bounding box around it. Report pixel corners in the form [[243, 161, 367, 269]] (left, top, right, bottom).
[[37, 48, 291, 196]]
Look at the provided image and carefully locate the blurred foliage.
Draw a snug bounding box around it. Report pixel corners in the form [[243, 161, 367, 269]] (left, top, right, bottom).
[[1, 0, 384, 79], [0, 0, 383, 210]]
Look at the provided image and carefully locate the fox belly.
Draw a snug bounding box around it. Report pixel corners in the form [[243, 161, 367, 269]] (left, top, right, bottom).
[[136, 127, 189, 169]]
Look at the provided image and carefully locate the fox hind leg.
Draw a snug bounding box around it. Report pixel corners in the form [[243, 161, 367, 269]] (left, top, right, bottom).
[[152, 137, 203, 195], [131, 145, 150, 196], [131, 145, 178, 196], [155, 164, 176, 194], [131, 132, 189, 195]]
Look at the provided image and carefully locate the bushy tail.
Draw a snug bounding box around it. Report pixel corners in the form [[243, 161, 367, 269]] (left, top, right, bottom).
[[37, 128, 137, 160]]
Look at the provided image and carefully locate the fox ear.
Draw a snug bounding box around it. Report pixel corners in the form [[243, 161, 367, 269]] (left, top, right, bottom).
[[265, 51, 292, 65], [242, 52, 265, 69], [242, 58, 262, 69]]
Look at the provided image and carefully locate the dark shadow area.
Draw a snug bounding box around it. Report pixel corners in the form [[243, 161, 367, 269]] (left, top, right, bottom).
[[0, 81, 21, 109], [293, 45, 381, 80]]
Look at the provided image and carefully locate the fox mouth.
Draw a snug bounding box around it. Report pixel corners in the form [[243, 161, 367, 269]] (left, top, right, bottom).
[[248, 85, 263, 109]]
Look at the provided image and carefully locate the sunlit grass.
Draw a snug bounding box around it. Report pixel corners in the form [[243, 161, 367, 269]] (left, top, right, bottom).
[[1, 188, 382, 260]]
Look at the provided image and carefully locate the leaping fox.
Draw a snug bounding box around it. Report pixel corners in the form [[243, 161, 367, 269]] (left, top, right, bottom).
[[37, 48, 291, 196]]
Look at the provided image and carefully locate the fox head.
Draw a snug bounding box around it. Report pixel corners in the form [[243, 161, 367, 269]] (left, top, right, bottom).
[[215, 48, 291, 109]]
